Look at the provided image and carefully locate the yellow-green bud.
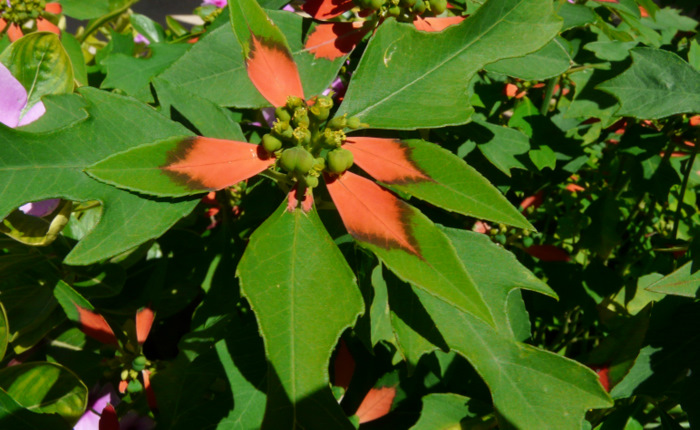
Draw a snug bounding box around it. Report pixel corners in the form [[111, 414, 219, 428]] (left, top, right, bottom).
[[286, 96, 305, 109], [412, 0, 426, 13], [327, 148, 354, 173], [293, 127, 312, 146], [127, 379, 143, 394], [400, 0, 416, 7], [280, 147, 315, 174], [309, 104, 330, 122], [428, 0, 446, 14], [327, 115, 347, 130], [304, 175, 319, 188], [313, 157, 326, 171], [369, 0, 385, 9], [273, 120, 293, 140], [293, 107, 310, 128], [262, 134, 283, 153], [346, 116, 362, 129], [388, 5, 401, 16], [132, 356, 147, 372], [275, 107, 292, 122]]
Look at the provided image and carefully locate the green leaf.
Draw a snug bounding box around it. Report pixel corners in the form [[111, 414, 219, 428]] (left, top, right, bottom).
[[529, 144, 557, 171], [130, 13, 166, 44], [410, 393, 480, 430], [0, 88, 198, 265], [101, 43, 191, 103], [0, 388, 71, 429], [58, 0, 131, 20], [17, 93, 89, 133], [0, 362, 87, 425], [237, 201, 363, 429], [0, 33, 74, 114], [153, 77, 245, 140], [598, 48, 700, 119], [464, 117, 530, 176], [645, 261, 700, 297], [61, 34, 88, 87], [158, 10, 345, 108], [486, 38, 572, 81], [346, 138, 532, 229], [0, 302, 8, 362], [228, 0, 291, 58], [557, 2, 596, 31], [335, 0, 562, 129]]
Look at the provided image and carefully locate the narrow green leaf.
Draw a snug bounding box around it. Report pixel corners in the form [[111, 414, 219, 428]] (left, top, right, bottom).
[[61, 34, 87, 86], [0, 362, 87, 426], [336, 0, 562, 129], [0, 302, 8, 362], [0, 32, 74, 112], [486, 38, 572, 81], [646, 261, 700, 298], [598, 48, 700, 119], [130, 13, 166, 44], [237, 200, 363, 429], [0, 88, 199, 265]]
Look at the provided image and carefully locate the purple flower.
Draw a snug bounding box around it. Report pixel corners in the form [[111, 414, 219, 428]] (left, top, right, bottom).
[[73, 385, 119, 430], [0, 62, 60, 217], [202, 0, 227, 7], [133, 33, 150, 45]]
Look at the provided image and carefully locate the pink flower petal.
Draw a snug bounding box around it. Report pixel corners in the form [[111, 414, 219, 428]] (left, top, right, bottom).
[[0, 62, 27, 128], [17, 100, 46, 127], [18, 198, 60, 217]]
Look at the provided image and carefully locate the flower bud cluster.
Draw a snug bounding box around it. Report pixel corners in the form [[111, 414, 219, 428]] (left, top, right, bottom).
[[0, 0, 46, 24], [353, 0, 447, 21], [261, 95, 365, 189]]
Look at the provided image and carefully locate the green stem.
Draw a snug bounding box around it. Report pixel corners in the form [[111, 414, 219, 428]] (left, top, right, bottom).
[[671, 144, 697, 239], [77, 0, 138, 43], [539, 77, 558, 116]]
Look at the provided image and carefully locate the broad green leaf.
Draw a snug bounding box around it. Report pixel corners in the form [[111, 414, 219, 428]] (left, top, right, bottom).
[[565, 66, 621, 124], [335, 0, 562, 129], [529, 144, 557, 171], [0, 388, 71, 429], [58, 0, 131, 20], [486, 38, 572, 81], [153, 77, 245, 140], [466, 117, 530, 176], [0, 362, 87, 425], [0, 33, 74, 115], [345, 138, 532, 229], [158, 10, 345, 108], [130, 13, 166, 44], [0, 88, 198, 265], [598, 48, 700, 119], [557, 2, 596, 31], [17, 93, 89, 134], [0, 302, 8, 362], [326, 172, 494, 326], [410, 393, 480, 430], [101, 43, 191, 103], [237, 200, 363, 429], [584, 39, 638, 62], [646, 261, 700, 297]]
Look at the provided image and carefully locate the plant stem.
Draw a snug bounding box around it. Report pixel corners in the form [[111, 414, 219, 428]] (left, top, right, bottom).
[[539, 77, 558, 116], [671, 144, 697, 239]]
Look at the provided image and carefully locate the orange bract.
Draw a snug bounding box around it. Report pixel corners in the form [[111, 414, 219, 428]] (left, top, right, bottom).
[[303, 0, 355, 19], [75, 305, 118, 346], [162, 137, 275, 191], [413, 15, 465, 32], [325, 171, 421, 256], [344, 137, 431, 184], [135, 307, 155, 345], [305, 22, 369, 60], [246, 35, 305, 107], [355, 386, 396, 423]]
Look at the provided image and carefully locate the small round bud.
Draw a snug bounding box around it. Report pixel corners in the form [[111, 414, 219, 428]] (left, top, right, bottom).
[[293, 127, 312, 146], [273, 120, 294, 140], [369, 0, 385, 9], [327, 115, 347, 130], [132, 356, 147, 372], [292, 107, 310, 128], [412, 0, 426, 13], [313, 157, 326, 171], [400, 0, 416, 7], [388, 5, 401, 16], [262, 134, 283, 153], [120, 369, 129, 381], [127, 379, 143, 394], [346, 116, 362, 129], [304, 175, 319, 188], [309, 104, 330, 122], [327, 148, 354, 173], [428, 0, 446, 14], [280, 147, 315, 174], [286, 96, 305, 109], [317, 95, 334, 110], [275, 107, 292, 122]]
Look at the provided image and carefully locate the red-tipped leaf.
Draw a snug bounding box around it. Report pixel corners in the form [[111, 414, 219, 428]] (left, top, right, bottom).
[[305, 22, 370, 60], [75, 305, 118, 346], [142, 369, 158, 410], [37, 18, 60, 35], [246, 35, 305, 106], [344, 137, 431, 184], [99, 404, 119, 430], [325, 171, 421, 256], [302, 0, 355, 19], [162, 137, 275, 191], [412, 16, 466, 32], [135, 307, 155, 345], [355, 386, 396, 424]]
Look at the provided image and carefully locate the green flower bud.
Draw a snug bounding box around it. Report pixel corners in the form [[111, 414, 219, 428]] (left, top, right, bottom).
[[273, 120, 294, 140], [412, 0, 426, 13], [275, 107, 292, 123], [317, 95, 334, 111], [293, 107, 310, 128], [428, 0, 446, 14], [304, 175, 319, 188], [286, 96, 305, 109], [346, 116, 363, 129], [120, 369, 129, 381], [280, 147, 315, 174], [327, 115, 347, 130], [327, 148, 354, 174], [355, 0, 373, 9], [262, 134, 283, 153], [321, 128, 345, 148], [293, 127, 312, 146], [388, 5, 401, 16], [309, 104, 330, 122], [127, 379, 143, 394], [369, 0, 385, 9], [313, 157, 326, 171], [132, 355, 147, 372], [400, 0, 416, 7]]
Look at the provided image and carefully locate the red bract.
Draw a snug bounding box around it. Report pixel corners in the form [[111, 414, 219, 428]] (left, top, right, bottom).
[[302, 0, 465, 59]]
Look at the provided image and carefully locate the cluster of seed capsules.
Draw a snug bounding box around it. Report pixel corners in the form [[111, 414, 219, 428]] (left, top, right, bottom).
[[261, 95, 363, 189], [0, 0, 48, 24], [355, 0, 448, 21]]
